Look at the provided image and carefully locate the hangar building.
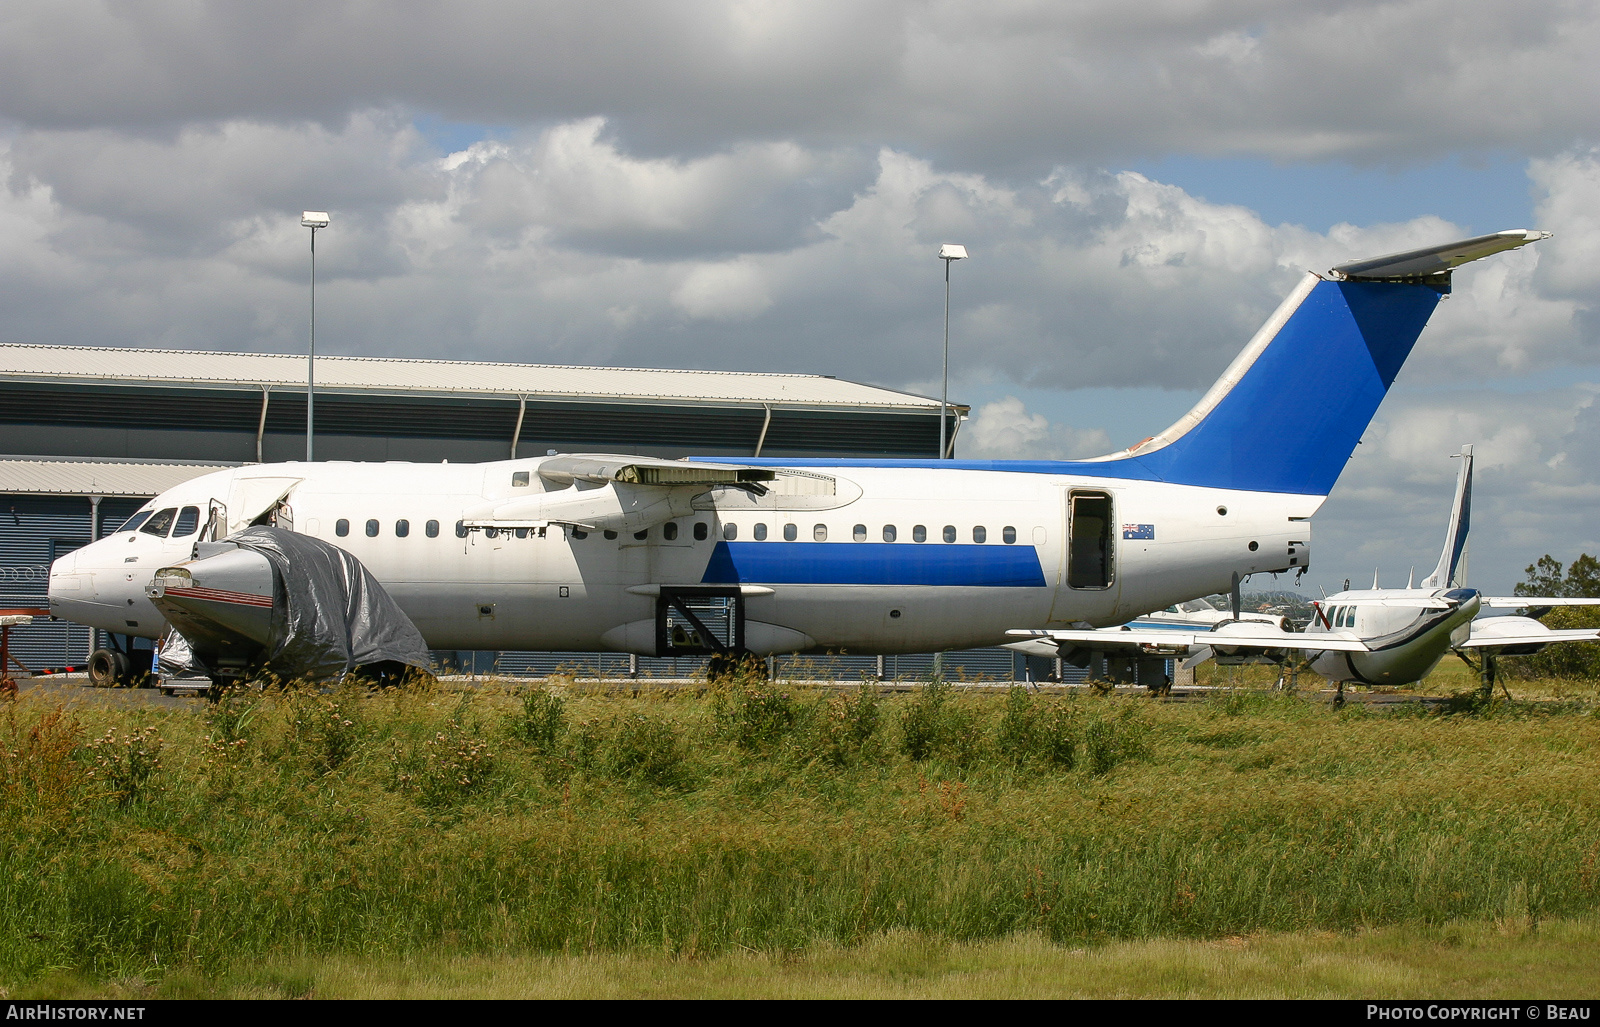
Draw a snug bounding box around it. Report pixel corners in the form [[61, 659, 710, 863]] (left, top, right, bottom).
[[1, 344, 1055, 681]]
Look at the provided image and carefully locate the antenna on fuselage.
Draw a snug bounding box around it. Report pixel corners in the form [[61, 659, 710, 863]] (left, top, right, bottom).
[[1407, 566, 1415, 589]]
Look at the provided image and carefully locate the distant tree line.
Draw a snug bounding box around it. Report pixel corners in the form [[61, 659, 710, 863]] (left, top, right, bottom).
[[1506, 553, 1600, 679]]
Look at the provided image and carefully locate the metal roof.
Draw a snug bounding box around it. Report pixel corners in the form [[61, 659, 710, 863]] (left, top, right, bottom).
[[0, 344, 960, 413], [0, 460, 233, 497]]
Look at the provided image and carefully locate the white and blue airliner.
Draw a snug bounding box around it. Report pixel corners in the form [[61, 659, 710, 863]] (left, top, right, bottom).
[[45, 230, 1558, 685]]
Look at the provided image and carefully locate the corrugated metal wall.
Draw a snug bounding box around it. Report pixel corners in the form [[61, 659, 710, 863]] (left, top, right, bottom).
[[1, 495, 144, 670]]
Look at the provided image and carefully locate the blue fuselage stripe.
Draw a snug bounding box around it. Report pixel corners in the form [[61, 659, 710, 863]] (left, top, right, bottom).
[[701, 541, 1048, 587]]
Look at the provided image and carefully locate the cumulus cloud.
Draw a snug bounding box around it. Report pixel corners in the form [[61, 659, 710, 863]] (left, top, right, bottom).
[[962, 397, 1112, 460], [2, 2, 1598, 169]]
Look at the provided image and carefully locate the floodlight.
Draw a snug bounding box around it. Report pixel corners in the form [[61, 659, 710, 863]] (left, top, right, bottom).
[[302, 211, 331, 229], [939, 244, 967, 260]]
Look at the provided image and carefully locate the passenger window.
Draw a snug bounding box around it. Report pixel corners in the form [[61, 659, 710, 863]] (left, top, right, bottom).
[[913, 525, 927, 543], [754, 523, 768, 541], [336, 519, 350, 537], [1002, 526, 1017, 544], [512, 471, 530, 487], [572, 529, 588, 540], [365, 519, 379, 537], [973, 526, 986, 543], [604, 530, 619, 540], [140, 508, 177, 537], [724, 523, 738, 541], [781, 523, 796, 541], [853, 524, 867, 542], [942, 525, 956, 543], [693, 522, 708, 541], [883, 525, 896, 542], [663, 522, 679, 541], [455, 520, 468, 538], [173, 506, 201, 537], [814, 524, 827, 541], [395, 519, 410, 538], [514, 527, 528, 539], [425, 520, 439, 538], [634, 529, 648, 540], [485, 527, 499, 539], [119, 511, 153, 533]]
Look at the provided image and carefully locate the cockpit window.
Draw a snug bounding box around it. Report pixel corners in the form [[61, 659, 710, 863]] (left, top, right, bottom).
[[173, 506, 201, 537], [118, 511, 154, 533], [140, 508, 178, 537]]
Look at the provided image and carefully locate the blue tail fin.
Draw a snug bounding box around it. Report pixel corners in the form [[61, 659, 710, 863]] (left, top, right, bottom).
[[1114, 276, 1442, 494], [1091, 230, 1550, 495], [717, 230, 1548, 498]]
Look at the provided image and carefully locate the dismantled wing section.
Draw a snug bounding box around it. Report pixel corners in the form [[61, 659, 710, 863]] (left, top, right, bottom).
[[1005, 624, 1372, 654], [148, 525, 432, 683], [467, 454, 777, 534], [1330, 230, 1552, 282], [539, 454, 775, 488]]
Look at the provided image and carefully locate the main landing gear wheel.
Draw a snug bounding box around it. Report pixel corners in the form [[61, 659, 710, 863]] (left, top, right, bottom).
[[87, 648, 132, 688]]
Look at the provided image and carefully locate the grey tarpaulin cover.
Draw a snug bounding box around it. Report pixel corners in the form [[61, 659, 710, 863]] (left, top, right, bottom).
[[228, 525, 432, 681]]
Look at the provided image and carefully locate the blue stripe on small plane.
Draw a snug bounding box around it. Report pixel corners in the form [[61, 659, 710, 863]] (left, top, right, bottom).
[[701, 541, 1048, 587], [699, 279, 1443, 497]]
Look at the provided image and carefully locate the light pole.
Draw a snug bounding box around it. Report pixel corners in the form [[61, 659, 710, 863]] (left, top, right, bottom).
[[938, 244, 967, 459], [301, 211, 330, 461]]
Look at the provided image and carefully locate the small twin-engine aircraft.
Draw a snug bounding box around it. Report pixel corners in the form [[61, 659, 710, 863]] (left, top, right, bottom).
[[47, 230, 1557, 686], [1008, 444, 1600, 696]]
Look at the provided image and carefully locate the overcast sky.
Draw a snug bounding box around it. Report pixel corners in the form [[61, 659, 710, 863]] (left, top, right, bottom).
[[3, 0, 1598, 595]]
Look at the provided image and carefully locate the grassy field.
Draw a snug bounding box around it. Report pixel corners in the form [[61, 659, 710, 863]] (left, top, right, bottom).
[[2, 670, 1597, 998]]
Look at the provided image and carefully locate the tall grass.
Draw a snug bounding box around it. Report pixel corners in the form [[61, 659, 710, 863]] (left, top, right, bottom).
[[1, 676, 1597, 988]]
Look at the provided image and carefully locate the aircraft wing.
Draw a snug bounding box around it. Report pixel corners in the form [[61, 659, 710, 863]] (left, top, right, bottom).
[[1458, 620, 1600, 650], [539, 454, 774, 487], [1479, 596, 1600, 608], [1006, 625, 1372, 653]]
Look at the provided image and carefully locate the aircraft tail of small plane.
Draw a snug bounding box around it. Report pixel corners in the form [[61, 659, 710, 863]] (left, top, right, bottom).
[[1421, 445, 1473, 589], [1084, 231, 1548, 496]]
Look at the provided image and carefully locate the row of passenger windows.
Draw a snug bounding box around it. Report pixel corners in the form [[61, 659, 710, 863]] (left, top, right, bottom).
[[1326, 605, 1359, 628], [335, 518, 443, 538], [329, 518, 1023, 544], [723, 523, 1018, 544]]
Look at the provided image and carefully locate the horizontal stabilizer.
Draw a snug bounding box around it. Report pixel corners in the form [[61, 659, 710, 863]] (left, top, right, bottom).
[[1331, 230, 1552, 281]]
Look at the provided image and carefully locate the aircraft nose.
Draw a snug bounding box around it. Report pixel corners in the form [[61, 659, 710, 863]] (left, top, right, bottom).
[[47, 550, 94, 606]]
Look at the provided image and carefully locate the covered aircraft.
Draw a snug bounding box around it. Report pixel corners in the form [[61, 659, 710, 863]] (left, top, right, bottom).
[[1009, 444, 1600, 696], [46, 230, 1556, 686]]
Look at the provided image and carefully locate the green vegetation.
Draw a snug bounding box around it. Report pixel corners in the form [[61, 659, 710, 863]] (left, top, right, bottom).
[[1, 673, 1598, 997]]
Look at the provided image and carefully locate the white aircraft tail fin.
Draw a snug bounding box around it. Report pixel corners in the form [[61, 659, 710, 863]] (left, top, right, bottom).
[[1422, 445, 1473, 589]]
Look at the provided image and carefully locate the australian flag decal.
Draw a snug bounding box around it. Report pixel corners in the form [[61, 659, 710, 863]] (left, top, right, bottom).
[[1122, 523, 1155, 540]]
